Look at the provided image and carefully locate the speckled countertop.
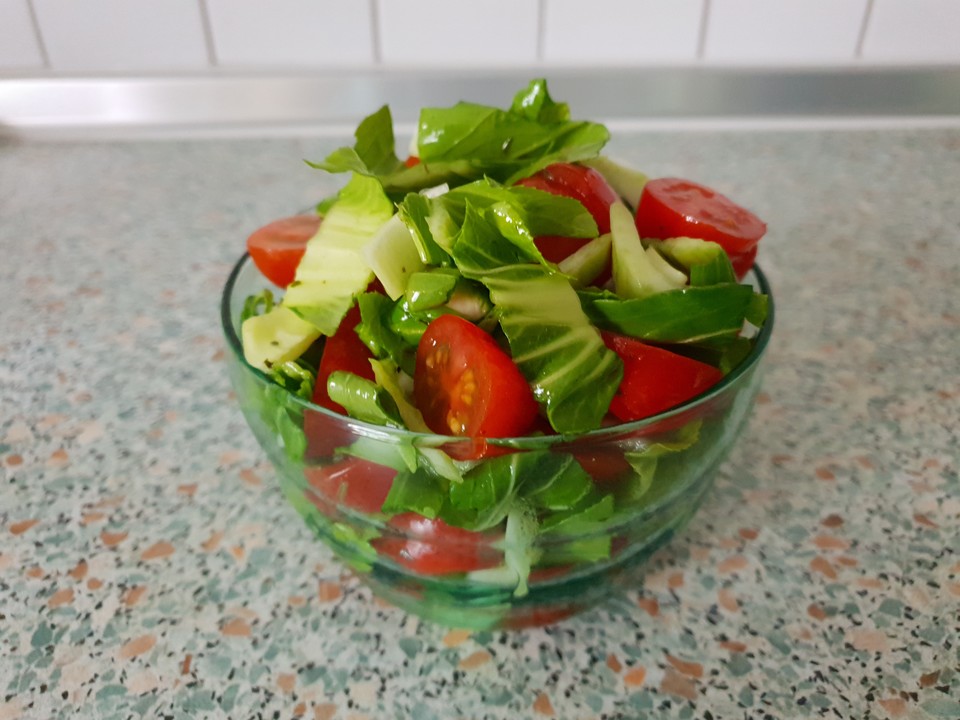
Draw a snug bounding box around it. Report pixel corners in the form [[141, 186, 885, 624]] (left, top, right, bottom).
[[1, 128, 958, 720]]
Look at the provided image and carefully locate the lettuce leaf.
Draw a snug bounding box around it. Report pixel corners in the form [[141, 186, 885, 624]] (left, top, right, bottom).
[[453, 205, 621, 433], [283, 173, 393, 335], [308, 79, 609, 195], [325, 371, 403, 427], [579, 284, 760, 346]]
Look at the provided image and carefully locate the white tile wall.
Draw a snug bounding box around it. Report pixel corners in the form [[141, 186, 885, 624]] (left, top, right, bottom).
[[32, 0, 209, 72], [0, 0, 44, 69], [376, 0, 539, 67], [861, 0, 960, 64], [704, 0, 868, 64], [542, 0, 703, 65], [3, 0, 960, 75], [205, 0, 374, 67]]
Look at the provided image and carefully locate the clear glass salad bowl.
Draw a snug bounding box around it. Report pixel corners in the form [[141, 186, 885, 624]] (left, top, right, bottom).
[[221, 253, 774, 630]]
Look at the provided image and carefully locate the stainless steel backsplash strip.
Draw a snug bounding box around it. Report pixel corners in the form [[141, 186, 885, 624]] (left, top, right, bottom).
[[2, 67, 959, 139]]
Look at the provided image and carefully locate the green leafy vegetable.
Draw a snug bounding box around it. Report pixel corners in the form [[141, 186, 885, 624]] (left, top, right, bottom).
[[241, 288, 275, 323], [381, 467, 446, 519], [579, 284, 760, 346], [453, 205, 621, 433], [307, 79, 608, 197], [326, 371, 403, 427], [283, 173, 394, 334]]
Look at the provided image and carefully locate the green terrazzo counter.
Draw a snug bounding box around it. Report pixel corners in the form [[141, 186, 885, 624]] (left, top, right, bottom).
[[1, 129, 958, 719]]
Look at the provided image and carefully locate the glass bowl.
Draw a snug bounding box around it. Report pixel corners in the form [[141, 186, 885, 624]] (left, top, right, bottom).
[[221, 253, 774, 630]]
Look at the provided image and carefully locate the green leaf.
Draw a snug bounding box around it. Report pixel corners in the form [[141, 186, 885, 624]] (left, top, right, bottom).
[[368, 358, 429, 433], [451, 202, 530, 273], [240, 289, 275, 323], [403, 268, 460, 311], [397, 192, 452, 266], [342, 435, 417, 473], [746, 292, 769, 327], [447, 452, 527, 531], [579, 284, 758, 346], [448, 179, 598, 242], [306, 80, 608, 196], [418, 88, 609, 183], [356, 292, 416, 375], [453, 210, 621, 432], [646, 237, 735, 286], [267, 360, 315, 400], [326, 371, 403, 427], [503, 503, 540, 597], [308, 105, 403, 177], [283, 173, 393, 335], [540, 494, 615, 534], [520, 454, 593, 511], [510, 78, 570, 123], [381, 467, 446, 519]]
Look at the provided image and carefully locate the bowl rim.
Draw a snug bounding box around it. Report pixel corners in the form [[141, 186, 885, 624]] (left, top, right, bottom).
[[220, 251, 774, 447]]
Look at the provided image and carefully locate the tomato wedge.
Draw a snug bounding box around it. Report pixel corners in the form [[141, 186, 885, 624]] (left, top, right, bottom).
[[601, 332, 724, 422], [634, 178, 766, 277], [246, 214, 320, 288], [303, 304, 375, 460], [517, 163, 618, 233], [373, 513, 500, 576], [414, 315, 538, 439], [304, 457, 396, 514], [516, 163, 619, 285]]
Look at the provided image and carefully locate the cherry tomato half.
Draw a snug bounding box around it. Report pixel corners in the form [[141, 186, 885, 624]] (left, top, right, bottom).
[[414, 315, 538, 439], [517, 163, 619, 234], [246, 214, 321, 288], [602, 332, 724, 422], [517, 163, 619, 285], [304, 457, 396, 514], [634, 178, 766, 276], [373, 513, 500, 576], [303, 304, 375, 460]]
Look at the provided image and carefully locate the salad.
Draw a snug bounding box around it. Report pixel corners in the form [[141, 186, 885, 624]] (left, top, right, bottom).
[[236, 79, 769, 600]]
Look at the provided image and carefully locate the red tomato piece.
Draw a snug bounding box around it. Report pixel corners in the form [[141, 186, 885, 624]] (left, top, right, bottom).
[[573, 449, 633, 485], [404, 156, 421, 168], [246, 215, 321, 288], [517, 163, 619, 285], [373, 513, 500, 576], [303, 304, 375, 460], [304, 457, 396, 514], [729, 245, 758, 279], [414, 315, 538, 439], [311, 304, 374, 414], [634, 178, 766, 265], [602, 332, 724, 422], [517, 163, 619, 234], [502, 604, 579, 629], [532, 235, 593, 266]]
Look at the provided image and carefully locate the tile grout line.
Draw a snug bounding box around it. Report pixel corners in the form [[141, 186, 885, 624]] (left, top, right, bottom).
[[197, 0, 218, 67], [696, 0, 711, 61], [25, 0, 51, 69], [370, 0, 382, 65], [855, 0, 875, 59]]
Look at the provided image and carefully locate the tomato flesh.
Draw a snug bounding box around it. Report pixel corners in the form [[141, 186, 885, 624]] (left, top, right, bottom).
[[303, 304, 375, 459], [517, 163, 619, 285], [246, 215, 320, 288], [414, 315, 538, 439], [635, 178, 766, 275], [304, 457, 396, 514], [601, 332, 724, 422], [373, 513, 500, 576], [517, 163, 619, 234]]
